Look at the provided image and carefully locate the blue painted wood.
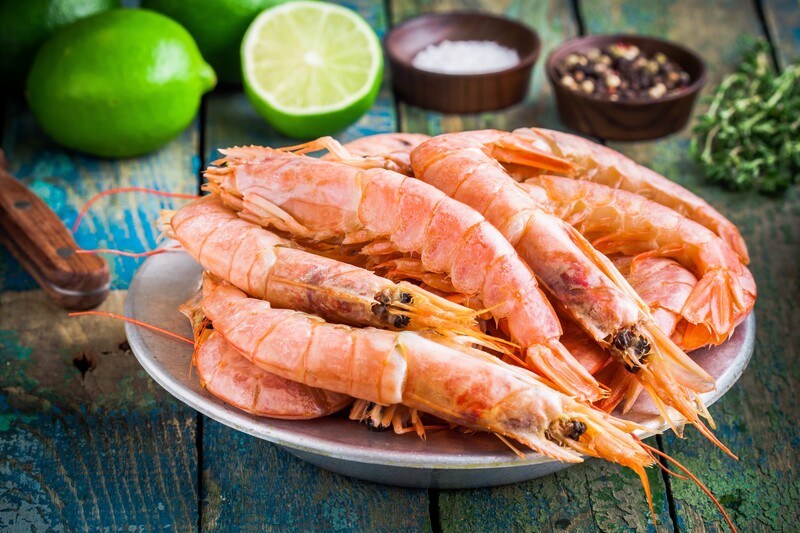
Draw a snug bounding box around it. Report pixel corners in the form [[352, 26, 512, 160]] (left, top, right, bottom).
[[1, 65, 201, 529], [0, 99, 200, 291]]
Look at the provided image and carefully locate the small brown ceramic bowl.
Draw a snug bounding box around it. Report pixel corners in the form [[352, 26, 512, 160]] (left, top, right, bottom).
[[385, 12, 540, 114], [546, 34, 707, 141]]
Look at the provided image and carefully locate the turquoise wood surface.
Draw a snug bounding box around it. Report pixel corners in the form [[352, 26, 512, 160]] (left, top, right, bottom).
[[1, 0, 797, 531]]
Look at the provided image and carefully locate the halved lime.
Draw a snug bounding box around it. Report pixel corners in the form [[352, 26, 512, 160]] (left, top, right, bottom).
[[242, 1, 383, 138]]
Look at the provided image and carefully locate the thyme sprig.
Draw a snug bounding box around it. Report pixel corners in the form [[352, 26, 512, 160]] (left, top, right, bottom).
[[690, 41, 800, 194]]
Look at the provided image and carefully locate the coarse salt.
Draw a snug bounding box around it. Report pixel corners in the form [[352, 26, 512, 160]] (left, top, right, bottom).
[[411, 40, 520, 74]]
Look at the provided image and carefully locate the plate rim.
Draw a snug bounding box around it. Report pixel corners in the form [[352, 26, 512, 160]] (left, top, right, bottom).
[[124, 248, 756, 471]]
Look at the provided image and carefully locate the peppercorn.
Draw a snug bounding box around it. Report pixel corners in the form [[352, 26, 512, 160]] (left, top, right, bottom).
[[556, 42, 691, 101]]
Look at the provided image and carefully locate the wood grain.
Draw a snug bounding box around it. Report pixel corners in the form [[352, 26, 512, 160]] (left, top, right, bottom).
[[762, 0, 800, 68], [0, 290, 198, 529], [0, 82, 201, 527], [582, 0, 800, 530]]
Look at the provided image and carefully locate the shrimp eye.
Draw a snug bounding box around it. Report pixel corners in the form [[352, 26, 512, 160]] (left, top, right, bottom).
[[565, 420, 587, 440], [393, 314, 410, 328], [399, 292, 413, 304], [371, 303, 389, 320], [612, 328, 634, 351], [375, 290, 392, 305]]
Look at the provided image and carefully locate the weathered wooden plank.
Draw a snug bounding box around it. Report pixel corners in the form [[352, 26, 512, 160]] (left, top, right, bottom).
[[0, 99, 201, 291], [394, 0, 575, 134], [392, 1, 673, 531], [201, 418, 431, 531], [581, 0, 800, 530], [0, 290, 198, 530], [0, 90, 201, 528], [200, 1, 431, 530], [762, 0, 800, 68]]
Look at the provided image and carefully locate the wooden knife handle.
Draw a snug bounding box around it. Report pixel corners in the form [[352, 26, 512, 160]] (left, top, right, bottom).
[[0, 166, 110, 309]]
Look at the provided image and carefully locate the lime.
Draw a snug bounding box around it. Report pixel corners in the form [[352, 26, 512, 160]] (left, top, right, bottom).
[[0, 0, 119, 89], [26, 9, 216, 158], [242, 1, 383, 138], [141, 0, 289, 84]]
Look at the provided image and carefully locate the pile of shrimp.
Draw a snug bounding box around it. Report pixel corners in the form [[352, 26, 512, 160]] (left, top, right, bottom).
[[91, 129, 753, 527]]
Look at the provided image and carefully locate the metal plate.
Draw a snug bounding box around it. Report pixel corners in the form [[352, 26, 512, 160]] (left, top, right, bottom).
[[124, 248, 755, 489]]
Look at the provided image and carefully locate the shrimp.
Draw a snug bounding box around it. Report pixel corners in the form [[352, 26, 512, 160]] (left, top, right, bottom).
[[203, 141, 606, 402], [509, 127, 750, 264], [522, 175, 756, 349], [166, 195, 477, 335], [564, 256, 699, 413], [410, 130, 727, 449], [200, 272, 657, 495], [193, 323, 352, 418], [321, 133, 431, 176]]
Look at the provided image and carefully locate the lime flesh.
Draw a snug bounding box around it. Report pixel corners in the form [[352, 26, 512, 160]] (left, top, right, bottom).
[[242, 1, 383, 138]]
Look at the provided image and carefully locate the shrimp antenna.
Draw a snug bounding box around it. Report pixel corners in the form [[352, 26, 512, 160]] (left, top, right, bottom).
[[72, 187, 199, 234], [68, 311, 193, 345], [76, 245, 182, 258], [638, 439, 737, 533]]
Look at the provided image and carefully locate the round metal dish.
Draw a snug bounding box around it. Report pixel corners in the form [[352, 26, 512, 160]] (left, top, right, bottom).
[[124, 248, 755, 489]]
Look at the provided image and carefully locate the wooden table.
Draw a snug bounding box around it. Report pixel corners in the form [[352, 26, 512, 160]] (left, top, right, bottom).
[[1, 0, 797, 530]]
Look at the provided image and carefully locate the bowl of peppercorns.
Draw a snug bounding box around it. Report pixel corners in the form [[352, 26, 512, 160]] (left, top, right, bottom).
[[546, 34, 706, 140]]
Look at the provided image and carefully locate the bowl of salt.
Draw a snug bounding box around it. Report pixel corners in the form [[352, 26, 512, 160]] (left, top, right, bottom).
[[385, 12, 541, 113]]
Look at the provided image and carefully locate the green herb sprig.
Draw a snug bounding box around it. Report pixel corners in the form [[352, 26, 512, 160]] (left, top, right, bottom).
[[690, 41, 800, 194]]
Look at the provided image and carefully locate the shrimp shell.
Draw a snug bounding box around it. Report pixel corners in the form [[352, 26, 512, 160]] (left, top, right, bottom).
[[168, 195, 477, 334], [201, 272, 657, 481], [510, 127, 750, 264], [204, 145, 605, 402], [522, 174, 756, 349]]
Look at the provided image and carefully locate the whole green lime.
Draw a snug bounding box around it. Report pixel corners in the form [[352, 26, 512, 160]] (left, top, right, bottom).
[[26, 9, 216, 158], [141, 0, 289, 84], [0, 0, 119, 89]]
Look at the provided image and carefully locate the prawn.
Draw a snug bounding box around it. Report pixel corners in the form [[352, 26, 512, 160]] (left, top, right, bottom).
[[203, 142, 606, 402], [410, 130, 727, 450], [564, 256, 699, 413], [522, 174, 756, 349], [184, 298, 352, 418], [200, 273, 657, 494], [509, 127, 750, 264], [166, 195, 477, 335]]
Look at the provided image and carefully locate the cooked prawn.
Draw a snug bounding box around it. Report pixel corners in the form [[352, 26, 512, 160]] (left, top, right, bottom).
[[201, 272, 657, 493], [179, 292, 352, 419], [410, 130, 727, 450], [166, 195, 477, 335], [522, 174, 756, 349], [564, 256, 699, 412], [203, 141, 605, 402], [509, 127, 750, 264]]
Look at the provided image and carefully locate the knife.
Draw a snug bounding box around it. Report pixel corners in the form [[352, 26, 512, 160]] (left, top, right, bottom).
[[0, 151, 110, 309]]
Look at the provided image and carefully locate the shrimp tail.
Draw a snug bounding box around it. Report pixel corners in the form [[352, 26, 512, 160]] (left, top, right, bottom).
[[679, 269, 746, 350], [525, 342, 610, 403]]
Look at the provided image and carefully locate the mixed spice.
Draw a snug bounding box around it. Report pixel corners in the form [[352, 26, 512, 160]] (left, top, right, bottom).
[[555, 43, 691, 101]]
